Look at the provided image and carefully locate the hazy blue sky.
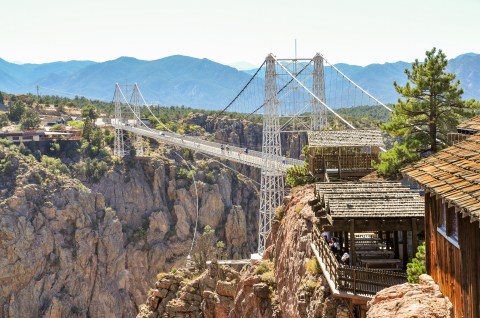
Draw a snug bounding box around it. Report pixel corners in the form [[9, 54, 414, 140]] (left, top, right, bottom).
[[2, 0, 479, 66]]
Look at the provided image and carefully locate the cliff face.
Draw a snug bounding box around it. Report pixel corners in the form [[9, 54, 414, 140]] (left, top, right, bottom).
[[0, 144, 259, 317], [137, 185, 349, 318]]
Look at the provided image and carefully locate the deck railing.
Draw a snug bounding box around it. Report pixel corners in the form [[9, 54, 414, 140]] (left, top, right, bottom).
[[312, 227, 407, 298]]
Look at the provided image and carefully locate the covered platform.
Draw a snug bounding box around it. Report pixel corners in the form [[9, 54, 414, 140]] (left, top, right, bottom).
[[312, 182, 425, 268], [307, 130, 384, 181]]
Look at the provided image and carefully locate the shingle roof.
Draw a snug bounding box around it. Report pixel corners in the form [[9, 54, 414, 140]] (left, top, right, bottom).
[[308, 130, 385, 147], [402, 134, 480, 223], [315, 182, 424, 218], [456, 115, 480, 133]]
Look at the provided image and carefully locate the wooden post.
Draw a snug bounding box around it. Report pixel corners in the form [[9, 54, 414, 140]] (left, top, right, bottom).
[[350, 220, 356, 266], [339, 232, 344, 250], [412, 218, 418, 255], [386, 231, 391, 250], [394, 231, 399, 259], [344, 231, 349, 251], [402, 230, 408, 268]]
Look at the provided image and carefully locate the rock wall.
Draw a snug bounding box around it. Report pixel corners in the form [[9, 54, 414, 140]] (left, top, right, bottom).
[[366, 274, 453, 318], [0, 144, 259, 317], [137, 184, 348, 318]]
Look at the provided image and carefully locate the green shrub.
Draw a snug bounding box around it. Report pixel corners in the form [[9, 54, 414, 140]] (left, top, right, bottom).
[[205, 170, 215, 184], [286, 165, 314, 187], [306, 279, 319, 290], [275, 206, 284, 219], [177, 168, 195, 180], [407, 242, 426, 283], [255, 260, 274, 275], [261, 271, 275, 285], [305, 258, 320, 275], [40, 155, 69, 175]]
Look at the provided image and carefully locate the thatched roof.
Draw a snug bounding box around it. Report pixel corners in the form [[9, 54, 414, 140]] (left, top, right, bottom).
[[308, 130, 385, 147], [403, 134, 480, 223], [316, 182, 424, 218]]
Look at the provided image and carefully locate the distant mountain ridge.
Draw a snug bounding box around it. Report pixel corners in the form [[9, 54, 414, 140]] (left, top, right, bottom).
[[0, 53, 479, 108]]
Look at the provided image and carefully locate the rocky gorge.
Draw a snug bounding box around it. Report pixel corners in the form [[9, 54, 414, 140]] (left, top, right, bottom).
[[0, 141, 259, 317]]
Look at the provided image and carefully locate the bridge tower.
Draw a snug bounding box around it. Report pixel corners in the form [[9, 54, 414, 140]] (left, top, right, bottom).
[[113, 83, 144, 157], [132, 84, 144, 156], [258, 54, 285, 255], [114, 83, 126, 157], [311, 53, 327, 130]]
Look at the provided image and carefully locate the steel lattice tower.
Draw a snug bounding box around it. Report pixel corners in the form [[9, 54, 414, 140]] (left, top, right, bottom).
[[114, 83, 126, 157], [258, 54, 284, 255], [132, 84, 144, 156], [311, 53, 327, 130]]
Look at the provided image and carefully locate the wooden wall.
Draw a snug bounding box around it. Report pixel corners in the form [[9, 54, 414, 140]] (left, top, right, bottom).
[[459, 215, 480, 318], [425, 192, 480, 318]]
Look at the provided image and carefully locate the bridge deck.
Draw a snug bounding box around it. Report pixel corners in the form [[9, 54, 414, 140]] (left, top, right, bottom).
[[114, 124, 305, 172]]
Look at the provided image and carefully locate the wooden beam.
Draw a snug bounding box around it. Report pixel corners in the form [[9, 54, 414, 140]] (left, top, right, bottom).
[[330, 218, 424, 232], [412, 218, 418, 255], [350, 220, 356, 266], [386, 231, 391, 250], [402, 230, 408, 269], [394, 231, 399, 259], [344, 231, 349, 251]]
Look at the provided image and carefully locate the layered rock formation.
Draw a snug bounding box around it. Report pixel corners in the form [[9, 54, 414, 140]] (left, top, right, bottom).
[[137, 185, 349, 318], [366, 274, 453, 318], [0, 144, 259, 317]]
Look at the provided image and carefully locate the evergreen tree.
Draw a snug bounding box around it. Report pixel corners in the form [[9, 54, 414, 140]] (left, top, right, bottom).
[[0, 113, 9, 128], [20, 108, 41, 130], [407, 242, 426, 283], [81, 104, 98, 142], [191, 225, 225, 271], [8, 100, 26, 122], [376, 48, 479, 176]]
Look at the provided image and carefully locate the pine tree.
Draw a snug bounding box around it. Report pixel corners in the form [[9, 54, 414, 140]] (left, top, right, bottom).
[[407, 242, 426, 283], [376, 48, 479, 176], [20, 108, 41, 130], [8, 100, 26, 122]]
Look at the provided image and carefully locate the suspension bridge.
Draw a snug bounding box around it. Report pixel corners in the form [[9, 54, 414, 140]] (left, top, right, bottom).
[[111, 53, 391, 256]]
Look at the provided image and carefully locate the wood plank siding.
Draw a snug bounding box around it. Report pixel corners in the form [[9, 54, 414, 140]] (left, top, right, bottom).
[[426, 193, 463, 318], [405, 133, 480, 318]]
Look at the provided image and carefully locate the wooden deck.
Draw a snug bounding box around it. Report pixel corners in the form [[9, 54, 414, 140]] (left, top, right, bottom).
[[311, 227, 408, 300]]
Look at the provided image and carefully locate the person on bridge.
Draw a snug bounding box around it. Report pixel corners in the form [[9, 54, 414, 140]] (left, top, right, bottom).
[[245, 147, 249, 154]]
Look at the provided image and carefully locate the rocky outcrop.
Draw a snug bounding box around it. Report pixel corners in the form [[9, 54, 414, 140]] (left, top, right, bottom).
[[366, 274, 453, 318], [261, 185, 347, 318], [0, 147, 135, 317], [138, 184, 347, 318], [0, 144, 259, 317], [137, 261, 240, 318]]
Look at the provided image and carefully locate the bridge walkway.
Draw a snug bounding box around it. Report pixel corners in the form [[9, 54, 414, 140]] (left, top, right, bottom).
[[114, 123, 305, 172]]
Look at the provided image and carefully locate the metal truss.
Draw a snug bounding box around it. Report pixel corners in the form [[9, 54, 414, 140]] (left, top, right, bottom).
[[258, 54, 285, 255], [311, 53, 328, 130]]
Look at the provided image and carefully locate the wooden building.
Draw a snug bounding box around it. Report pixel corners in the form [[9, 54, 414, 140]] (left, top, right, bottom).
[[403, 135, 480, 318], [307, 129, 384, 180], [448, 114, 480, 145], [314, 182, 424, 268]]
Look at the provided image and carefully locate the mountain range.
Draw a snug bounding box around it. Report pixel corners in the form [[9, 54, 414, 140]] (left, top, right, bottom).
[[0, 53, 479, 109]]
